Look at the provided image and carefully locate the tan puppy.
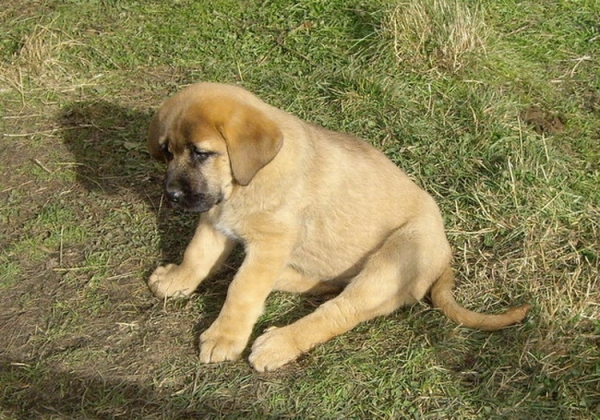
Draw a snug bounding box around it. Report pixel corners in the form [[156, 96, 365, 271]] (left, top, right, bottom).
[[147, 83, 530, 372]]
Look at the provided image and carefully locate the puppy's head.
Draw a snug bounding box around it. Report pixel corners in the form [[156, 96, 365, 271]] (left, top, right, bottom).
[[148, 84, 283, 212]]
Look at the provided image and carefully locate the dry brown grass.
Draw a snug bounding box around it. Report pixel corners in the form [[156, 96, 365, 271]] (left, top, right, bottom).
[[385, 0, 488, 72], [0, 23, 93, 96]]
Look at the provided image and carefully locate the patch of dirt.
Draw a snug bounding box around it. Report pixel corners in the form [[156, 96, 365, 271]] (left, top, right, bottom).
[[520, 106, 566, 135], [0, 1, 56, 27]]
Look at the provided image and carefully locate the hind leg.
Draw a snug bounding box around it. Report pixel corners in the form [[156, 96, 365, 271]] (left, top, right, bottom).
[[249, 226, 449, 372]]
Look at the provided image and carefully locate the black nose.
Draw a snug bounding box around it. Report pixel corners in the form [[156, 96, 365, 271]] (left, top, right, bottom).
[[166, 188, 183, 203]]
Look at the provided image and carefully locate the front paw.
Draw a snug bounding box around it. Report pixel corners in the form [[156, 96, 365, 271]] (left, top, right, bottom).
[[249, 326, 302, 372], [148, 264, 195, 299], [199, 326, 247, 364]]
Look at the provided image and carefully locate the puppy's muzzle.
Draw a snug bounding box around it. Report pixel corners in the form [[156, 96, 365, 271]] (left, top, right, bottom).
[[164, 182, 217, 213], [165, 185, 206, 207]]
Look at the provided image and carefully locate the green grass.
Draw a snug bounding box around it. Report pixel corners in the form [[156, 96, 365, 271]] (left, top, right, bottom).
[[1, 0, 598, 418]]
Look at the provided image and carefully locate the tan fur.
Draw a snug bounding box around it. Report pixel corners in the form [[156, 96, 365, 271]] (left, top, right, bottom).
[[147, 83, 530, 371]]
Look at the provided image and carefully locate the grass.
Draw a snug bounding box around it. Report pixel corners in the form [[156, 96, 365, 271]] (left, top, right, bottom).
[[386, 0, 488, 72], [1, 0, 598, 418]]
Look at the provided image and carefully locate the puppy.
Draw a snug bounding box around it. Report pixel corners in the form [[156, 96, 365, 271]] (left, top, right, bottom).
[[147, 83, 530, 372]]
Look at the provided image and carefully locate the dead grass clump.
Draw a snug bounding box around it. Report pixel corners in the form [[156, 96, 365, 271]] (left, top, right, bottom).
[[386, 0, 488, 72], [0, 24, 87, 94]]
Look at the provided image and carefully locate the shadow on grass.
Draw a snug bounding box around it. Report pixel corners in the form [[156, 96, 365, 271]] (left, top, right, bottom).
[[58, 100, 197, 264], [0, 358, 223, 419]]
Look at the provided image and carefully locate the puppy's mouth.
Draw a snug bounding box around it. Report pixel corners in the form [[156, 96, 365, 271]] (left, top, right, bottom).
[[163, 171, 223, 212]]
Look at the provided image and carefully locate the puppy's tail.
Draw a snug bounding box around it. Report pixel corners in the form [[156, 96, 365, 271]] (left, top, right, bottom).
[[430, 266, 531, 331]]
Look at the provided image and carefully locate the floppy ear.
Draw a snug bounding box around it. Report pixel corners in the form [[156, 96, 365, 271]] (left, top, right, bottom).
[[218, 105, 283, 186], [147, 111, 166, 161]]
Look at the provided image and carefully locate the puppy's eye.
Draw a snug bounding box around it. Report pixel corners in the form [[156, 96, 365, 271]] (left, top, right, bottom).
[[192, 148, 212, 162]]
